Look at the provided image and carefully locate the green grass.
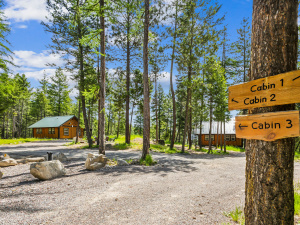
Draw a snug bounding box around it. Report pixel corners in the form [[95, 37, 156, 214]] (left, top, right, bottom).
[[295, 192, 300, 215], [295, 152, 300, 161], [223, 207, 244, 224], [0, 138, 53, 145], [139, 154, 157, 166], [224, 145, 245, 152], [150, 144, 185, 154]]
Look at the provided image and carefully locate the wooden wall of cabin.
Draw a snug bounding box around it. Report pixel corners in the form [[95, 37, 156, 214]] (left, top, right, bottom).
[[197, 134, 243, 147], [60, 117, 84, 139], [33, 128, 59, 139]]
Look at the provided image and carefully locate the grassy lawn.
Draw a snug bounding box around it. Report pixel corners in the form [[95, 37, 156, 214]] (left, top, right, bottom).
[[225, 145, 245, 152], [0, 138, 53, 145]]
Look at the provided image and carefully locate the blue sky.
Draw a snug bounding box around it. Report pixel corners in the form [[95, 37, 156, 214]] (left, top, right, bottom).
[[4, 0, 253, 98]]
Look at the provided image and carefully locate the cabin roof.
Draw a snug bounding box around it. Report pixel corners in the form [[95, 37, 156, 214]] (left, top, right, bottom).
[[193, 120, 236, 135], [28, 115, 76, 128]]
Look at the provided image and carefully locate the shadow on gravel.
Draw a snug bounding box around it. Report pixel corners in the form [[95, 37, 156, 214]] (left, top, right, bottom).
[[0, 204, 47, 213]]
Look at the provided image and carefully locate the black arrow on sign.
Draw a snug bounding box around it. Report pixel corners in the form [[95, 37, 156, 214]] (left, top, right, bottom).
[[293, 76, 300, 81], [232, 98, 239, 103], [239, 124, 248, 129]]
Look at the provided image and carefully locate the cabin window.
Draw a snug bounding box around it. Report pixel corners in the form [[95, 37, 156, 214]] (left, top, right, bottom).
[[231, 135, 236, 141], [48, 128, 55, 134], [64, 128, 69, 136], [36, 128, 42, 134], [204, 135, 214, 141], [225, 135, 230, 141]]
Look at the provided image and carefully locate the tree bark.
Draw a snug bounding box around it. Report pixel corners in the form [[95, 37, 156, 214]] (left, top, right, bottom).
[[245, 1, 297, 224], [155, 73, 158, 143], [125, 1, 131, 145], [142, 0, 150, 160], [169, 0, 178, 150], [99, 0, 106, 154], [208, 96, 213, 153], [75, 99, 81, 144]]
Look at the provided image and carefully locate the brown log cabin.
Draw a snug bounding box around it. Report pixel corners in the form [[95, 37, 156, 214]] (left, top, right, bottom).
[[28, 115, 84, 139], [194, 120, 243, 147]]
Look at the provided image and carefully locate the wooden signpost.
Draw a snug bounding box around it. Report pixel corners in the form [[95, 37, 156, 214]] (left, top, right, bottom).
[[235, 111, 300, 141], [228, 70, 300, 141], [228, 70, 300, 111]]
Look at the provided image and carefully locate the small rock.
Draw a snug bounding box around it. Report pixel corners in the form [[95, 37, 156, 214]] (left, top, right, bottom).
[[0, 170, 3, 179], [85, 153, 108, 171], [30, 160, 66, 180], [117, 159, 129, 166], [0, 158, 18, 167], [54, 152, 68, 162]]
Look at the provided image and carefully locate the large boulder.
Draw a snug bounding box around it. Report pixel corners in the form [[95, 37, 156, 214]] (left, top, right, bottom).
[[0, 170, 3, 179], [0, 158, 18, 167], [54, 152, 68, 162], [30, 160, 66, 180], [85, 153, 108, 170]]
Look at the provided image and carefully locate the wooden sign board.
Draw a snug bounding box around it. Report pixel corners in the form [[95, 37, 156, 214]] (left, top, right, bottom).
[[228, 70, 300, 111], [235, 111, 300, 141]]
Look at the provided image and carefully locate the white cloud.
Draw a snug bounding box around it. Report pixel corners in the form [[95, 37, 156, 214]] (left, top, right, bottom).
[[13, 50, 64, 69], [4, 0, 49, 22]]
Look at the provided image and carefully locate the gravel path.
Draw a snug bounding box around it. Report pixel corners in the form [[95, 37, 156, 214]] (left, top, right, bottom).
[[1, 141, 300, 224]]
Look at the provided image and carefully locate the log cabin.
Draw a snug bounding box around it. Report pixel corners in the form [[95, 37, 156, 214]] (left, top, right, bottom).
[[193, 120, 243, 147], [28, 115, 84, 139]]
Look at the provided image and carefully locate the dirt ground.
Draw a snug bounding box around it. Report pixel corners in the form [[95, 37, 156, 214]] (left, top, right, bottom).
[[1, 141, 300, 224]]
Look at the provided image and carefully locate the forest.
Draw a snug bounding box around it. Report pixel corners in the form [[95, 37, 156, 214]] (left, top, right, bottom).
[[0, 0, 251, 156]]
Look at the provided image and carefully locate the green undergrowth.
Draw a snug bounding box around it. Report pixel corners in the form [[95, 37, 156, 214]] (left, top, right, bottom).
[[0, 138, 53, 145], [139, 154, 157, 166]]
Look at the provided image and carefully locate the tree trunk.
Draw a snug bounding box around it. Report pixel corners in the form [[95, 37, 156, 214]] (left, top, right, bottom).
[[1, 116, 3, 138], [245, 1, 297, 224], [216, 121, 219, 149], [223, 116, 226, 153], [125, 2, 131, 145], [75, 99, 81, 144], [117, 111, 121, 138], [99, 0, 106, 154], [169, 0, 178, 150], [220, 120, 223, 151], [188, 103, 192, 150], [155, 73, 158, 143], [208, 96, 213, 153], [76, 2, 92, 148], [141, 0, 150, 160]]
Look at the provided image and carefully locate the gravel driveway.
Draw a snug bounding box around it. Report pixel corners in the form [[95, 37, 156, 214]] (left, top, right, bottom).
[[1, 141, 300, 224]]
